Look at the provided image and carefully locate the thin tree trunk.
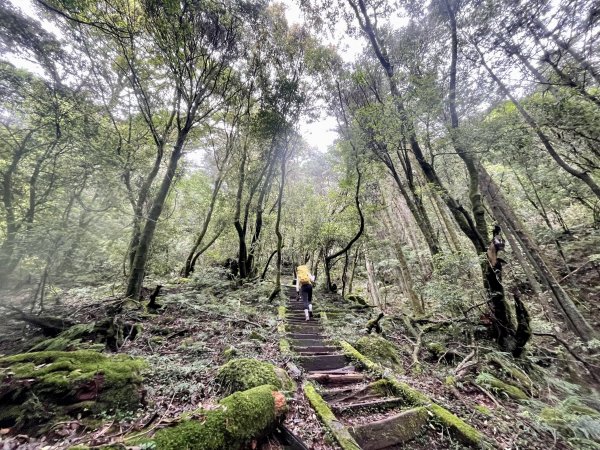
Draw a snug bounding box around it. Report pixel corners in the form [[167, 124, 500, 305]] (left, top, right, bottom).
[[504, 225, 542, 296], [365, 253, 381, 307], [383, 203, 423, 315], [184, 169, 227, 276], [348, 245, 360, 294]]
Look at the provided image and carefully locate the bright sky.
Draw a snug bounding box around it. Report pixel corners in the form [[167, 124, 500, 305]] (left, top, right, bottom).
[[6, 0, 364, 152]]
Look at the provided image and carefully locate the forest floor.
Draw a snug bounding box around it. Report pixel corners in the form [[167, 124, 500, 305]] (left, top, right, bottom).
[[0, 264, 599, 449]]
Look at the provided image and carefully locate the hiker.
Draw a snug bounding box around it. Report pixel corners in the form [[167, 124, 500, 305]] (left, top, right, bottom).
[[296, 264, 315, 321]]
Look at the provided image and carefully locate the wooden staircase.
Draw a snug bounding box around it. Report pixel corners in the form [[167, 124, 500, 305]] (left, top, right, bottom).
[[282, 285, 429, 450]]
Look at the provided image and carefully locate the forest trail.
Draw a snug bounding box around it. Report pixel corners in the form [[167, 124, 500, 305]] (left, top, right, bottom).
[[283, 285, 439, 450]]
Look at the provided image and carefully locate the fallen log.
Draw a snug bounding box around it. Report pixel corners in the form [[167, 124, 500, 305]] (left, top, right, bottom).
[[153, 385, 287, 450]]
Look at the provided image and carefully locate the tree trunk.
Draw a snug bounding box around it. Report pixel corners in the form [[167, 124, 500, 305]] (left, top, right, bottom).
[[478, 165, 596, 341], [443, 0, 488, 244], [126, 134, 186, 299]]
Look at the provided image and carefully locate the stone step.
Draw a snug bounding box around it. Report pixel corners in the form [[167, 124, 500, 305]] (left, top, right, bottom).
[[322, 380, 394, 404], [350, 407, 428, 450], [297, 354, 348, 372]]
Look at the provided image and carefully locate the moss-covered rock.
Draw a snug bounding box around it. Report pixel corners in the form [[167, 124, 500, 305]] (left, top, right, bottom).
[[0, 350, 146, 432], [426, 342, 446, 357], [345, 294, 367, 306], [353, 336, 402, 368], [216, 358, 293, 395], [154, 384, 286, 450]]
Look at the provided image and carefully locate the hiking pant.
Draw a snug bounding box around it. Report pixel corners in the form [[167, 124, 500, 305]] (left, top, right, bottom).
[[300, 283, 313, 309]]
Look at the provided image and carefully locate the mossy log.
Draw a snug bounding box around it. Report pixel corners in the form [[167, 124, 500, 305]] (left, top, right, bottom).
[[216, 358, 294, 395], [7, 307, 76, 336], [28, 318, 141, 352], [153, 384, 286, 450], [303, 383, 362, 450], [0, 350, 145, 433], [476, 372, 528, 400]]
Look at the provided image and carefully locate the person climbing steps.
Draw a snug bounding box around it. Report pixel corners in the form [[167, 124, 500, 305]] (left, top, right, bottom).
[[296, 264, 315, 321]]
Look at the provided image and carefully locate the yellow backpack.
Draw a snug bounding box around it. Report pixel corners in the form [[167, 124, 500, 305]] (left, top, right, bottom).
[[297, 265, 311, 285]]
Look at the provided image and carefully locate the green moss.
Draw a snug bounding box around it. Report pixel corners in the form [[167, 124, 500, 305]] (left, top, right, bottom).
[[487, 354, 532, 391], [278, 306, 286, 320], [476, 372, 528, 400], [345, 294, 367, 306], [445, 375, 456, 386], [248, 330, 265, 342], [368, 379, 398, 397], [279, 339, 291, 355], [29, 324, 96, 352], [474, 404, 492, 416], [354, 336, 401, 368], [339, 340, 381, 372], [216, 358, 292, 395], [320, 312, 328, 323], [223, 346, 238, 360], [426, 342, 446, 356], [303, 383, 361, 450], [154, 384, 281, 450], [428, 404, 484, 446], [0, 350, 146, 429]]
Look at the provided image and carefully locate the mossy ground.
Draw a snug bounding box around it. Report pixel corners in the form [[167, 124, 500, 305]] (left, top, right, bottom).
[[0, 350, 145, 432]]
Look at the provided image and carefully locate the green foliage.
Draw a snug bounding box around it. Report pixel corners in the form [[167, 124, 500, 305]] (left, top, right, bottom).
[[539, 398, 600, 448]]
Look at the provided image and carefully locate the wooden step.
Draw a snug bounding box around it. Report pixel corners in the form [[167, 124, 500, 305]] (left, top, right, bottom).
[[350, 407, 428, 450], [307, 373, 365, 386], [288, 332, 324, 339], [287, 324, 322, 333], [297, 354, 348, 372], [291, 338, 327, 347], [294, 346, 338, 354]]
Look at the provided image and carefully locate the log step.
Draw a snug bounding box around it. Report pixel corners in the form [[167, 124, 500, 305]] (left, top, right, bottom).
[[307, 373, 366, 386], [298, 354, 348, 372], [350, 407, 428, 450], [332, 397, 405, 415]]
